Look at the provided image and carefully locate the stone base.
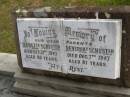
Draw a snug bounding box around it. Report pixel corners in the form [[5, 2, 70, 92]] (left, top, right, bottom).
[[0, 53, 130, 97], [13, 70, 130, 97], [14, 81, 93, 97]]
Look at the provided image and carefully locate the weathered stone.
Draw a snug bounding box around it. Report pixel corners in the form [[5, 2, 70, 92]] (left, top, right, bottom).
[[0, 53, 20, 75], [14, 81, 97, 97], [0, 74, 32, 97], [16, 18, 122, 79], [13, 6, 130, 87], [14, 70, 130, 97]]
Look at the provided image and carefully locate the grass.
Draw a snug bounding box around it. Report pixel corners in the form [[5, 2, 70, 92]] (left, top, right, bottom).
[[0, 0, 130, 53]]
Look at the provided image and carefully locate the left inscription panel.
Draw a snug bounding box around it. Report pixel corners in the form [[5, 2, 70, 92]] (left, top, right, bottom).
[[17, 18, 63, 72]]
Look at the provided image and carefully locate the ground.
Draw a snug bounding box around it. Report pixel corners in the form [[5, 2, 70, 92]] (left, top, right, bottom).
[[0, 74, 33, 97], [0, 0, 130, 53]]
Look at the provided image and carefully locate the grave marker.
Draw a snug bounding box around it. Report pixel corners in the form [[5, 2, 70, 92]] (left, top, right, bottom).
[[16, 18, 122, 79]]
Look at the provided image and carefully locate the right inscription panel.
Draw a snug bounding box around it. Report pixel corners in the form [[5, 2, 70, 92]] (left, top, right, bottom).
[[62, 19, 122, 79]]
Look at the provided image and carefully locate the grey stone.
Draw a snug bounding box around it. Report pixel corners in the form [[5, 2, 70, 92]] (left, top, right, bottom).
[[14, 70, 130, 97], [0, 74, 33, 97], [33, 7, 51, 17], [0, 53, 20, 75], [14, 81, 96, 97]]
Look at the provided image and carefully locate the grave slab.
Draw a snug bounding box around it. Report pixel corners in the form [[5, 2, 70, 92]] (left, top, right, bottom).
[[14, 69, 130, 97], [14, 81, 96, 97]]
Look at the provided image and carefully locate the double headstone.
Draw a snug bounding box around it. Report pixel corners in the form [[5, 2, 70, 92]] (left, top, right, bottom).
[[13, 6, 130, 97], [16, 18, 122, 79]]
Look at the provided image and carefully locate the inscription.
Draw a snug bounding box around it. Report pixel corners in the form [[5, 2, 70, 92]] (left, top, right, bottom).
[[17, 18, 122, 79]]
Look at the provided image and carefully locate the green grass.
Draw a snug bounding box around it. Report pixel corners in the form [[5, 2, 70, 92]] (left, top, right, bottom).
[[0, 0, 130, 53]]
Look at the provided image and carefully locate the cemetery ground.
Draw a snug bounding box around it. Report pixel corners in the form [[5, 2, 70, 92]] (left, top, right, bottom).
[[0, 0, 130, 53]]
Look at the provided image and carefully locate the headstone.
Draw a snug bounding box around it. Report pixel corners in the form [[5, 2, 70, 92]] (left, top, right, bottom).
[[16, 18, 122, 79]]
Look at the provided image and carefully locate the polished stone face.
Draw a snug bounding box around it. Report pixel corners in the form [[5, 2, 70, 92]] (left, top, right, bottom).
[[17, 18, 122, 79]]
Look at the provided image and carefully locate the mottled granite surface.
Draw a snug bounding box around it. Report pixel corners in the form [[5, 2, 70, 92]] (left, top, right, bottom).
[[0, 74, 33, 97]]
